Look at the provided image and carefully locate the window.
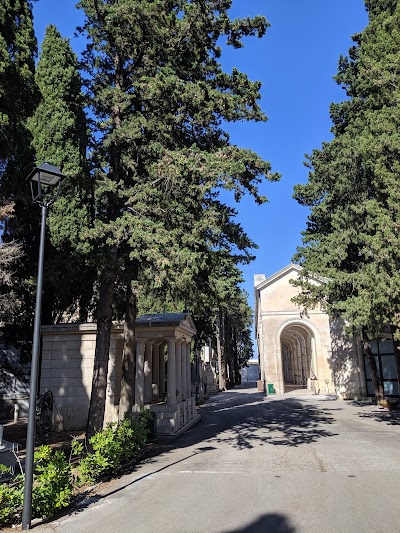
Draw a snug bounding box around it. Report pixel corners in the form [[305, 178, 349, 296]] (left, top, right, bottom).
[[363, 337, 399, 397]]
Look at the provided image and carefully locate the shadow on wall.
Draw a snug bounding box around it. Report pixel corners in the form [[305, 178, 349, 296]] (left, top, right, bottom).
[[329, 318, 361, 399], [40, 330, 91, 432], [226, 513, 296, 533]]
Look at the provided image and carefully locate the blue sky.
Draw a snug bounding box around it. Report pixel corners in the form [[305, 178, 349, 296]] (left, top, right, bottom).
[[32, 1, 368, 342]]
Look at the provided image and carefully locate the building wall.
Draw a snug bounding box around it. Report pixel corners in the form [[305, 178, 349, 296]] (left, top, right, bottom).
[[40, 323, 123, 431], [255, 266, 365, 398], [240, 362, 259, 383]]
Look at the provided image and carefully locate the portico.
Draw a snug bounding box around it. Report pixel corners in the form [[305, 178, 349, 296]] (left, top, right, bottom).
[[40, 312, 200, 436], [132, 313, 199, 436]]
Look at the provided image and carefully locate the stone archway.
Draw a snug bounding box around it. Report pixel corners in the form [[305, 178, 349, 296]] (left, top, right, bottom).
[[279, 323, 314, 393]]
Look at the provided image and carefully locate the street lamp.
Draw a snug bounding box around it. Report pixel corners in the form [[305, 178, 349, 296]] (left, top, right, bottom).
[[22, 163, 64, 531]]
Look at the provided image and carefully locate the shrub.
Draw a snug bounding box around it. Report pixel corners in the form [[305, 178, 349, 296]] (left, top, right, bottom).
[[31, 445, 73, 518], [0, 474, 24, 528], [78, 414, 149, 484], [0, 446, 72, 528], [0, 413, 152, 528]]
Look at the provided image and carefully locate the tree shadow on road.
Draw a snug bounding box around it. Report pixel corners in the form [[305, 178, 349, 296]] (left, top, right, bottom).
[[155, 390, 338, 452], [355, 407, 400, 425], [224, 513, 296, 533], [45, 391, 337, 524]]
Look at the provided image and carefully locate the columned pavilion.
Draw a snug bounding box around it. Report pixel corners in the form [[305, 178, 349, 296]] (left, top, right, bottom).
[[40, 312, 200, 436]]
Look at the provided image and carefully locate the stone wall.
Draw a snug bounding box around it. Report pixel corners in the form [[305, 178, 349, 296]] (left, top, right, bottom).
[[241, 362, 259, 383], [40, 324, 124, 431]]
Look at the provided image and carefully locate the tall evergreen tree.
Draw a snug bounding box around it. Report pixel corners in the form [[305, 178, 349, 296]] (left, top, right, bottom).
[[28, 25, 93, 323], [0, 206, 23, 322], [136, 248, 255, 390], [0, 0, 37, 173], [293, 0, 400, 401], [0, 0, 38, 330], [78, 0, 278, 436]]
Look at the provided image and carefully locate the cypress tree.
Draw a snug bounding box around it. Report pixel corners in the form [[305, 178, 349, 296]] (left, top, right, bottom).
[[0, 0, 37, 173], [28, 25, 94, 323], [0, 0, 38, 331], [293, 0, 400, 401]]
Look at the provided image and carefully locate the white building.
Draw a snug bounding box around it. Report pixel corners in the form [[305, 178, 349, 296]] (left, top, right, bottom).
[[254, 264, 399, 398], [40, 312, 200, 437]]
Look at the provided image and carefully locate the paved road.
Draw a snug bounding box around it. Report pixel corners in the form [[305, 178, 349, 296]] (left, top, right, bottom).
[[35, 387, 400, 533]]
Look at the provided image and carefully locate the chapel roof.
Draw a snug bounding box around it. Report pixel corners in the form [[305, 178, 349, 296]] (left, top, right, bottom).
[[136, 312, 192, 328]]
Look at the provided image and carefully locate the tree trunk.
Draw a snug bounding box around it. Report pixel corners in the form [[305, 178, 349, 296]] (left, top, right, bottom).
[[119, 261, 139, 419], [362, 328, 384, 402], [217, 310, 227, 391], [225, 318, 232, 388], [86, 260, 116, 442], [390, 325, 400, 395], [232, 329, 240, 385]]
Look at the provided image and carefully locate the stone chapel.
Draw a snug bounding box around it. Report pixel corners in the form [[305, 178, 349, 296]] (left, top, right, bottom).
[[254, 264, 399, 399]]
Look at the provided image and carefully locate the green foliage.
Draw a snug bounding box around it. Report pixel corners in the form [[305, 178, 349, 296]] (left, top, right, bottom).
[[71, 439, 84, 458], [0, 446, 72, 528], [0, 463, 10, 476], [293, 1, 400, 338], [28, 24, 94, 323], [0, 417, 151, 528], [0, 0, 38, 331], [77, 0, 279, 293], [292, 0, 400, 399], [31, 445, 73, 519], [78, 415, 148, 484], [0, 475, 24, 528], [0, 0, 37, 166]]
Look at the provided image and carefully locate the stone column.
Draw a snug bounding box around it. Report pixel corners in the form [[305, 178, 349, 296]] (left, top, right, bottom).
[[152, 343, 160, 401], [167, 338, 176, 406], [293, 345, 298, 384], [176, 339, 182, 403], [159, 343, 166, 400], [144, 341, 153, 404], [186, 341, 192, 399], [181, 339, 187, 401], [135, 339, 145, 408]]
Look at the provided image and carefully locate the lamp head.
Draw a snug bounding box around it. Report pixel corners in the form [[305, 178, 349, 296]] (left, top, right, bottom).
[[28, 162, 64, 206]]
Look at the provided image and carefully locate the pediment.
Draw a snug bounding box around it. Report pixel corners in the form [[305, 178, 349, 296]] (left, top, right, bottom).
[[181, 314, 197, 334], [255, 264, 325, 292]]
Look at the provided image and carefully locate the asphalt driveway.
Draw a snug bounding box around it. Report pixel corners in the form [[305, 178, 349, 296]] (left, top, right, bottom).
[[34, 386, 400, 533]]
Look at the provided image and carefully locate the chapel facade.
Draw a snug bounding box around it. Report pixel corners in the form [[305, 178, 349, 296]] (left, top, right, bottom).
[[253, 264, 390, 399]]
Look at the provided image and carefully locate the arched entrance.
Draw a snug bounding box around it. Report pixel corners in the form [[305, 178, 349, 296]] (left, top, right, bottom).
[[280, 323, 314, 393]]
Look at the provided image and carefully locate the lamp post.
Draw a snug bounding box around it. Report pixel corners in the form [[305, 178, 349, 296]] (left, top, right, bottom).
[[22, 163, 63, 531]]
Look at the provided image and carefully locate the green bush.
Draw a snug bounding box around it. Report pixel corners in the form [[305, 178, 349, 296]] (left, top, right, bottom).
[[0, 474, 24, 528], [78, 414, 149, 484], [31, 445, 73, 518], [0, 446, 72, 528], [0, 414, 151, 528]]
